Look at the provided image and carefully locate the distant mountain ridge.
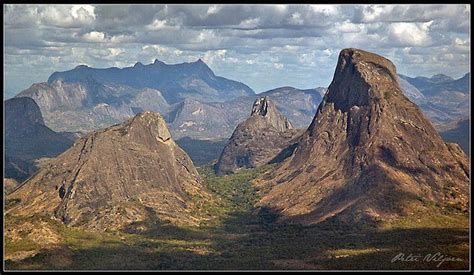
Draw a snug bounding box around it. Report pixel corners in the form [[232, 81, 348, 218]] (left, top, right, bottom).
[[399, 73, 470, 126], [399, 73, 469, 96], [10, 58, 469, 146], [47, 59, 255, 104]]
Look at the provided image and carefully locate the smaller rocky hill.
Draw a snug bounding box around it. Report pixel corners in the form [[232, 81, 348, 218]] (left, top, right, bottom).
[[215, 96, 302, 175]]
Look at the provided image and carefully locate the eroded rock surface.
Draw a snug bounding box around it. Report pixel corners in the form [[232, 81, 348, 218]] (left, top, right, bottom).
[[255, 48, 470, 225]]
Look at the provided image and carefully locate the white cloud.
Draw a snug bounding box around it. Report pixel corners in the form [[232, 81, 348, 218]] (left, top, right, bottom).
[[39, 5, 95, 28], [289, 12, 304, 25], [206, 5, 221, 15], [146, 19, 168, 30], [202, 49, 227, 65], [388, 21, 433, 46], [336, 20, 361, 33], [82, 31, 106, 42]]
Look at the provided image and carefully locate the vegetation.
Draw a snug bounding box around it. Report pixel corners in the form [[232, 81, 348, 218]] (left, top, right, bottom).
[[4, 165, 469, 270], [176, 138, 228, 166]]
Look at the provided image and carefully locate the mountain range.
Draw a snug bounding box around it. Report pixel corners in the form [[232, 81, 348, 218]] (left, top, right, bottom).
[[13, 59, 468, 141], [4, 57, 470, 183], [399, 73, 470, 126], [47, 59, 255, 104]]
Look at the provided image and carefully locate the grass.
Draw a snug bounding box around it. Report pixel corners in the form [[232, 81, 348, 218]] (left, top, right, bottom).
[[4, 165, 470, 270]]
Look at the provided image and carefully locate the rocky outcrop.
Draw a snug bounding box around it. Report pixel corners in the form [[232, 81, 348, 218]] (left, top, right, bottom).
[[7, 111, 208, 231], [255, 48, 469, 225], [215, 96, 301, 175], [5, 97, 75, 182]]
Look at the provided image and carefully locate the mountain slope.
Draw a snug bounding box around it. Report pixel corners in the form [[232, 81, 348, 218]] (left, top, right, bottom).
[[7, 111, 208, 231], [255, 48, 469, 225], [215, 96, 301, 175]]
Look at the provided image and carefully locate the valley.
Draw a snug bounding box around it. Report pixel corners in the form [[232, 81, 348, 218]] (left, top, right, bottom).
[[5, 164, 469, 270]]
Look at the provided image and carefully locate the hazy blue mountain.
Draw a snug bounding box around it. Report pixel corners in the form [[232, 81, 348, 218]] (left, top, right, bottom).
[[399, 73, 468, 96], [398, 77, 426, 103], [47, 59, 255, 103], [439, 118, 470, 155], [5, 97, 75, 182], [399, 73, 470, 126], [399, 73, 454, 91], [15, 78, 171, 133]]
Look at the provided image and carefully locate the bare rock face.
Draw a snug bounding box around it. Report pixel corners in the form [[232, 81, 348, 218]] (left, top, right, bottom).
[[215, 96, 301, 175], [7, 111, 207, 231], [255, 48, 469, 225]]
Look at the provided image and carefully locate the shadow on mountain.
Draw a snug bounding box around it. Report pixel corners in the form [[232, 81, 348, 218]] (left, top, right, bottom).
[[7, 203, 469, 271]]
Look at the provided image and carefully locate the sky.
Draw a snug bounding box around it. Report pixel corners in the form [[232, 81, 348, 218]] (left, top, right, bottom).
[[3, 4, 471, 98]]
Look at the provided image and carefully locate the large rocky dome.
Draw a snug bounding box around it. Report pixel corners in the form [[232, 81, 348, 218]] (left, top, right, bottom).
[[254, 48, 469, 225], [7, 111, 208, 231]]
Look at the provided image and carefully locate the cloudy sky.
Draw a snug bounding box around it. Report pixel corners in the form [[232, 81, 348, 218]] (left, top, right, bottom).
[[4, 4, 470, 97]]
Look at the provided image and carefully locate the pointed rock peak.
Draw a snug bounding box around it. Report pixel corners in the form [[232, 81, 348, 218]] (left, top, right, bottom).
[[126, 111, 171, 142], [251, 96, 275, 117], [134, 61, 144, 67], [191, 58, 212, 69], [249, 96, 293, 131]]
